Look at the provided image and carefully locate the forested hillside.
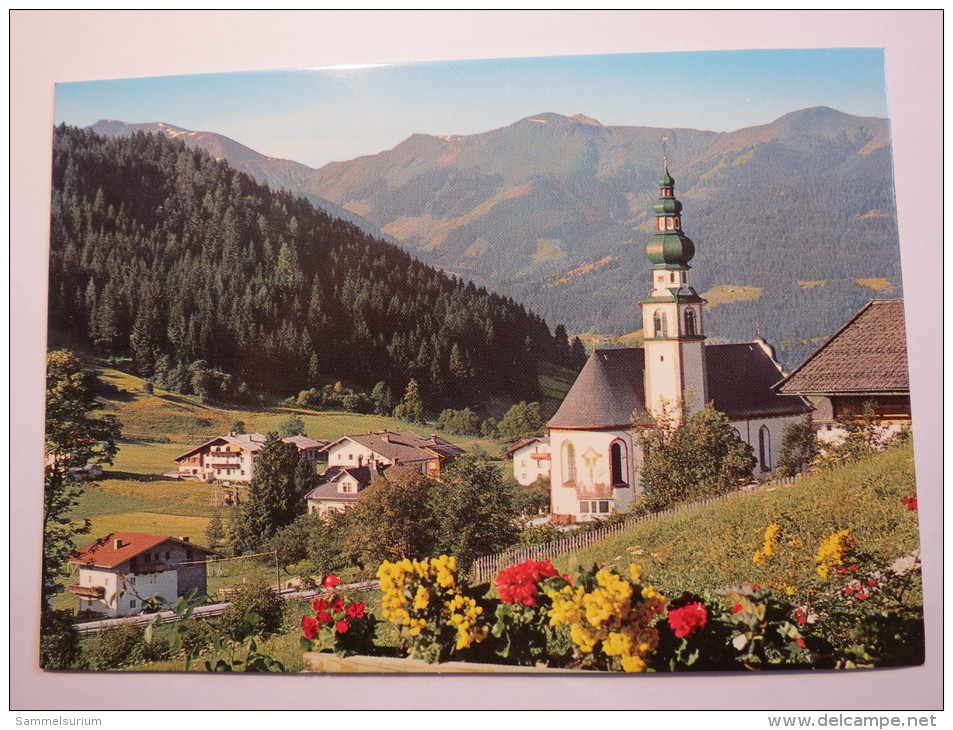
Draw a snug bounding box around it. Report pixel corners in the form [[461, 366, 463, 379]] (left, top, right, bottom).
[[48, 125, 583, 408]]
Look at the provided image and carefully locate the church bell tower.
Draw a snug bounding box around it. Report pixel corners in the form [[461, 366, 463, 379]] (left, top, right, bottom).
[[640, 158, 708, 418]]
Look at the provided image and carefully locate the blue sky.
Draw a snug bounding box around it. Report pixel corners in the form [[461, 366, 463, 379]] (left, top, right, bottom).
[[54, 48, 889, 169]]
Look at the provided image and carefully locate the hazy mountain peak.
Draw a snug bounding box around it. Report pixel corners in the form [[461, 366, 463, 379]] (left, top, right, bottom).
[[569, 113, 603, 127]]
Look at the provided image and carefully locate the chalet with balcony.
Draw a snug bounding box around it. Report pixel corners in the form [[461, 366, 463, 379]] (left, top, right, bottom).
[[505, 437, 551, 486], [68, 532, 217, 617]]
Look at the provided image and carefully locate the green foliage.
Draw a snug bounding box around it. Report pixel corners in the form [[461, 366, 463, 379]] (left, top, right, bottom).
[[432, 455, 521, 573], [278, 415, 306, 437], [44, 351, 122, 597], [393, 379, 424, 423], [508, 475, 551, 518], [343, 471, 437, 567], [84, 623, 172, 671], [370, 382, 394, 416], [437, 407, 482, 435], [205, 512, 226, 551], [813, 402, 889, 469], [231, 434, 303, 553], [217, 578, 286, 642], [495, 401, 544, 440], [638, 402, 756, 510], [776, 413, 819, 477], [39, 608, 81, 670]]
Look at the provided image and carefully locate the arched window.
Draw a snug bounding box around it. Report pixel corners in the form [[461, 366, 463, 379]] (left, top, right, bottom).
[[684, 308, 697, 336], [653, 310, 668, 338], [610, 441, 627, 486], [759, 426, 771, 472], [561, 441, 576, 485]]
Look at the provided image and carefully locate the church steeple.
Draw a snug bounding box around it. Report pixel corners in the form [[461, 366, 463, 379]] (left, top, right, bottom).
[[640, 159, 708, 417], [646, 156, 695, 270]]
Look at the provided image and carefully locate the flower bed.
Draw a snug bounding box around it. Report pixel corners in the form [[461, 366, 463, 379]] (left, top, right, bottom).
[[300, 512, 923, 673]]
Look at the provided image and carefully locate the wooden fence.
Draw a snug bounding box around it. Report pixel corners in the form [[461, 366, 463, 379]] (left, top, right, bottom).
[[470, 476, 797, 583]]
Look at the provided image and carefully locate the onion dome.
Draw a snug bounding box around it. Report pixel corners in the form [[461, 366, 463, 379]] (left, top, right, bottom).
[[646, 157, 695, 268]]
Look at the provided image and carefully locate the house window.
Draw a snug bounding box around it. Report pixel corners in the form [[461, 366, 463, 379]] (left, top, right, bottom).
[[653, 310, 668, 338], [579, 500, 611, 514], [130, 600, 137, 609], [610, 441, 627, 486], [186, 550, 193, 560], [685, 308, 697, 336], [759, 426, 771, 472], [561, 441, 576, 485]]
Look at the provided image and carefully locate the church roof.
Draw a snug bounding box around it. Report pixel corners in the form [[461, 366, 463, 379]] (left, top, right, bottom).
[[774, 299, 909, 396], [548, 342, 811, 429]]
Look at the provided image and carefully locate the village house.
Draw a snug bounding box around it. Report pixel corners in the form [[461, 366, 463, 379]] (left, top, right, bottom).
[[305, 430, 465, 515], [505, 437, 551, 486], [68, 532, 217, 618], [773, 298, 910, 443], [547, 161, 812, 523], [171, 432, 329, 483]]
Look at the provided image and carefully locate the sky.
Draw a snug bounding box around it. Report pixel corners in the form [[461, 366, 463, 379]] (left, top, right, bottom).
[[54, 47, 890, 171]]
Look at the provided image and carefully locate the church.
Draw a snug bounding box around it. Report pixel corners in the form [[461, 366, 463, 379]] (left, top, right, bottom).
[[547, 161, 812, 523]]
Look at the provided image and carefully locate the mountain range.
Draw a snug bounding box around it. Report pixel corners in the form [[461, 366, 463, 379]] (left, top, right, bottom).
[[90, 108, 903, 367]]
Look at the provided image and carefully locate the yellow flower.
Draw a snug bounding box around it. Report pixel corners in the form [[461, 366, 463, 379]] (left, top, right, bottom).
[[629, 564, 644, 583], [753, 522, 781, 564], [815, 529, 855, 578], [413, 585, 430, 611], [620, 654, 648, 673]]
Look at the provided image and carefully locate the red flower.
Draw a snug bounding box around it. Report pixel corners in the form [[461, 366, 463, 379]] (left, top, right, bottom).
[[495, 559, 559, 605], [331, 597, 345, 613], [732, 603, 744, 613], [346, 601, 365, 619], [324, 574, 342, 588], [335, 620, 350, 634], [844, 587, 852, 595], [315, 611, 333, 624], [902, 495, 918, 511], [667, 602, 707, 639], [857, 592, 867, 600], [867, 580, 876, 587], [311, 598, 328, 612], [795, 638, 807, 649], [751, 584, 761, 591], [301, 615, 319, 640]]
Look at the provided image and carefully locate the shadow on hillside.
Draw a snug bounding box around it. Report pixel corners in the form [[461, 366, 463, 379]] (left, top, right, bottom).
[[102, 470, 172, 483], [156, 393, 217, 411]]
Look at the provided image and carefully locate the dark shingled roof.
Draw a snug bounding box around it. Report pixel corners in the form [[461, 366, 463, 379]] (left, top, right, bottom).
[[548, 341, 811, 429], [775, 300, 909, 395]]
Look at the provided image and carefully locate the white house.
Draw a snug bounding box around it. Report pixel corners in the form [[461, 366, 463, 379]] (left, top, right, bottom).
[[304, 430, 465, 515], [548, 161, 812, 523], [172, 432, 330, 483], [505, 437, 551, 486], [68, 532, 217, 617]]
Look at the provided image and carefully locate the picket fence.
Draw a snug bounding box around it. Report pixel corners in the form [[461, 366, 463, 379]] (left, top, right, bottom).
[[470, 476, 797, 584]]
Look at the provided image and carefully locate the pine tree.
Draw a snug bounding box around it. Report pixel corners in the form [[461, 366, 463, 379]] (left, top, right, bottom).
[[232, 434, 302, 553], [393, 379, 424, 423]]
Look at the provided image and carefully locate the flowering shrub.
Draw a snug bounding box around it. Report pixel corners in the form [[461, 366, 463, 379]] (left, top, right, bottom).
[[815, 529, 857, 579], [491, 559, 573, 666], [376, 555, 489, 663], [546, 563, 667, 672], [299, 574, 377, 658]]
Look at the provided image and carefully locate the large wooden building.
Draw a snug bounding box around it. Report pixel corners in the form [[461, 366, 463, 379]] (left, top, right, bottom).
[[774, 298, 910, 441]]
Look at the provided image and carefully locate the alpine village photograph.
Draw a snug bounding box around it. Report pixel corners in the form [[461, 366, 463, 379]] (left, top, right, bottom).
[[40, 49, 923, 676]]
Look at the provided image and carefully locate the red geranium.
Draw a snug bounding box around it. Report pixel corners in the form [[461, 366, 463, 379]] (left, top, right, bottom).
[[667, 602, 708, 639], [301, 615, 319, 640], [311, 598, 329, 612], [335, 620, 350, 634], [315, 611, 333, 624], [346, 601, 365, 618], [732, 603, 744, 613], [902, 495, 918, 512], [495, 559, 560, 606], [331, 597, 345, 613], [324, 574, 342, 588]]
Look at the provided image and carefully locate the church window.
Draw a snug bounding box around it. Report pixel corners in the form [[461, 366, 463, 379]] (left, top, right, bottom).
[[669, 272, 675, 283], [666, 217, 676, 230], [654, 310, 668, 338], [610, 441, 627, 486], [685, 308, 697, 336], [759, 426, 771, 472], [561, 441, 576, 485], [657, 218, 664, 231]]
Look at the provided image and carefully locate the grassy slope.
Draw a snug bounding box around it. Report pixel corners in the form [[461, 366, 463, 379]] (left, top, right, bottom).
[[551, 443, 919, 597]]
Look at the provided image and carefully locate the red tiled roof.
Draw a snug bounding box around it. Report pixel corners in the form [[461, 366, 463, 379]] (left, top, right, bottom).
[[775, 300, 909, 396], [68, 532, 215, 568]]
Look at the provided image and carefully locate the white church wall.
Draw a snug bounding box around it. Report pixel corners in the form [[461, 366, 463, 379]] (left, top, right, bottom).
[[731, 414, 801, 475], [549, 428, 641, 522]]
